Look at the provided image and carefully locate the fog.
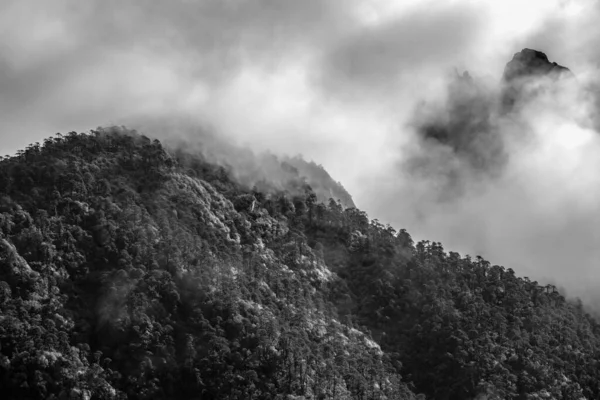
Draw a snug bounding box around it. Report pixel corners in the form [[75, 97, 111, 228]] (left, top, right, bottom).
[[1, 0, 600, 303]]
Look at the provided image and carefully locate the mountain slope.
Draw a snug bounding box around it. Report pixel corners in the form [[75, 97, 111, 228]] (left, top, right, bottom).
[[1, 128, 600, 400], [130, 118, 355, 209], [0, 128, 412, 400]]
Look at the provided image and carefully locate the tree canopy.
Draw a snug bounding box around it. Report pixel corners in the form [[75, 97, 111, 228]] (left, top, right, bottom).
[[0, 127, 599, 399]]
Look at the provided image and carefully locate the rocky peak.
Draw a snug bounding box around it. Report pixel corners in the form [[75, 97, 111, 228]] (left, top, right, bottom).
[[501, 49, 573, 112], [503, 48, 572, 82]]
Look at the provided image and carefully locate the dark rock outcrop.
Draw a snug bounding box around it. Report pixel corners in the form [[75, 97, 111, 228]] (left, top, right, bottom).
[[501, 48, 573, 111], [503, 48, 572, 82]]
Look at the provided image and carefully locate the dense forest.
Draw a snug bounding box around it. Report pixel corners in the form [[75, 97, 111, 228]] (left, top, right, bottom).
[[1, 127, 600, 399]]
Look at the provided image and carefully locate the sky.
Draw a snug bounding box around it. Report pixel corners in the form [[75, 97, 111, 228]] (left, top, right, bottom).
[[2, 0, 600, 303]]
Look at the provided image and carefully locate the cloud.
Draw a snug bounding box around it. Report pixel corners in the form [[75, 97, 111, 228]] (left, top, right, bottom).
[[376, 48, 600, 304], [402, 71, 505, 202], [2, 0, 600, 306], [0, 0, 360, 153], [316, 3, 487, 100], [515, 0, 600, 69]]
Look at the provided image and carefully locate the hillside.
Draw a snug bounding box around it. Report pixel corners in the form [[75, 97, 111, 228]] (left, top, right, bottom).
[[129, 118, 355, 209], [1, 128, 600, 400]]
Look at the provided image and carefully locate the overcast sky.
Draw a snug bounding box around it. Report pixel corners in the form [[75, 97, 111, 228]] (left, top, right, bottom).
[[2, 0, 600, 303]]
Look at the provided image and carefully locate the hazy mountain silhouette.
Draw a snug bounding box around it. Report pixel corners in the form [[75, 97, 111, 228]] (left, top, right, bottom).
[[501, 48, 574, 112]]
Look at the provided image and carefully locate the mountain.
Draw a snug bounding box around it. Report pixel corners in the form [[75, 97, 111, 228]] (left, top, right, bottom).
[[501, 48, 574, 111], [0, 128, 412, 400], [126, 118, 355, 209], [503, 48, 572, 82], [171, 140, 356, 210], [2, 127, 600, 400]]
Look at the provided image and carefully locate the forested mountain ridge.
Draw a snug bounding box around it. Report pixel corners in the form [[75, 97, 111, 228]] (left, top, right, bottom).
[[0, 128, 413, 400], [1, 127, 600, 400], [135, 118, 355, 209]]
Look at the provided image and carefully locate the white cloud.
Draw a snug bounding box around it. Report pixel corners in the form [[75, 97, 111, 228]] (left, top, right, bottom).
[[2, 0, 600, 303]]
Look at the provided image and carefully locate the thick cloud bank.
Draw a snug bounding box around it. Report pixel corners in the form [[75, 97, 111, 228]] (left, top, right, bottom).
[[2, 0, 600, 304]]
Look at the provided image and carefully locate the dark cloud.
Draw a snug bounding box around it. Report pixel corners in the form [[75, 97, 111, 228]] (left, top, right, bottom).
[[404, 71, 505, 200]]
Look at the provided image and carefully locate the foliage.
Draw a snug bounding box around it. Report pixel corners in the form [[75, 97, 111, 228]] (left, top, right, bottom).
[[0, 128, 413, 399], [1, 127, 599, 399]]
